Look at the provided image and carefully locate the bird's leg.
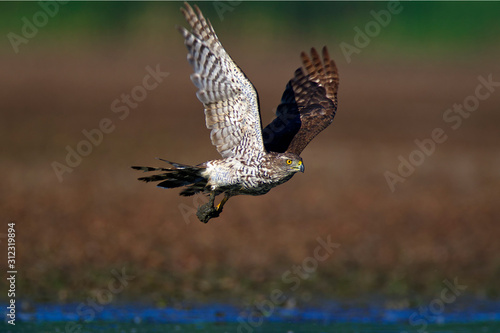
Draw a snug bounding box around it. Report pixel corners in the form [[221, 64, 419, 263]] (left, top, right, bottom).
[[207, 191, 216, 207], [196, 191, 220, 223], [215, 193, 230, 213]]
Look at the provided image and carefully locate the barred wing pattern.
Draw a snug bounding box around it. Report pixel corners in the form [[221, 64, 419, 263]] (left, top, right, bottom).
[[263, 47, 339, 156], [178, 3, 265, 159]]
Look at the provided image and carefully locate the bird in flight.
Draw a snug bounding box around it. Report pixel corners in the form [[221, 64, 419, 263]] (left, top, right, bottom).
[[132, 2, 339, 223]]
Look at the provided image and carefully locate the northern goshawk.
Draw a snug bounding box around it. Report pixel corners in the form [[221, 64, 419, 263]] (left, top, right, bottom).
[[133, 2, 339, 223]]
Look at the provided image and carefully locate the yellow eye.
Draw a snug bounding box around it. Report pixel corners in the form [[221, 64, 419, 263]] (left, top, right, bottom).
[[298, 161, 302, 166], [286, 159, 292, 165]]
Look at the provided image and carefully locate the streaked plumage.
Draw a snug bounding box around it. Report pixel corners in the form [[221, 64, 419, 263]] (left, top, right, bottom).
[[132, 2, 339, 223]]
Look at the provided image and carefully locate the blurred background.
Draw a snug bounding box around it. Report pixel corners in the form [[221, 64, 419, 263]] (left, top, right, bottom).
[[1, 1, 499, 307]]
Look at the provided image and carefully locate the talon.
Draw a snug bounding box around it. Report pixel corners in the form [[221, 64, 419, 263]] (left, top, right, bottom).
[[215, 200, 224, 211], [196, 192, 220, 223], [195, 192, 230, 223], [215, 194, 229, 212]]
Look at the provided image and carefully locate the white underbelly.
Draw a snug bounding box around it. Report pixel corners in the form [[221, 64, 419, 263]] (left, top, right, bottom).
[[204, 159, 267, 189]]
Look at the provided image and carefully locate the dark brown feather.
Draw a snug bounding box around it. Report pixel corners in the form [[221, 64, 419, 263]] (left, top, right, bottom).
[[131, 159, 207, 196], [263, 46, 339, 155]]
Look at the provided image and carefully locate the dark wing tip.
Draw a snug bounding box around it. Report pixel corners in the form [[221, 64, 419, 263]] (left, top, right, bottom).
[[175, 24, 188, 35], [300, 50, 309, 63], [193, 4, 203, 18], [182, 1, 194, 14], [179, 5, 188, 20], [322, 46, 329, 60], [310, 47, 320, 60]]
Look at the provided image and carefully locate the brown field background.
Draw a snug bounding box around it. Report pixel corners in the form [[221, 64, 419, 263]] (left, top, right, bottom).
[[1, 2, 500, 306]]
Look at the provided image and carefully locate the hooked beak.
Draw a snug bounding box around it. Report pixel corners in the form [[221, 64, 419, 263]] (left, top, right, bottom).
[[292, 163, 305, 173]]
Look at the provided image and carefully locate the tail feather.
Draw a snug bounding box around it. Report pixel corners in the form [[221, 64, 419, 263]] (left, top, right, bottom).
[[156, 158, 196, 170], [131, 166, 170, 172], [179, 182, 208, 196], [132, 159, 208, 196]]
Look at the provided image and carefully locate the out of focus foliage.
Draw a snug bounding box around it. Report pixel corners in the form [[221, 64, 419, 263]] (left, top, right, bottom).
[[1, 1, 499, 55]]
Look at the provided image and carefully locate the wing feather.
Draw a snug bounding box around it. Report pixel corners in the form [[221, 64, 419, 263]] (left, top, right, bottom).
[[263, 46, 339, 155], [178, 2, 265, 159]]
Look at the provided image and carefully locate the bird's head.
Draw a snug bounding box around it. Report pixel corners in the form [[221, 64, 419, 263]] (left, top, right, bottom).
[[276, 152, 304, 174]]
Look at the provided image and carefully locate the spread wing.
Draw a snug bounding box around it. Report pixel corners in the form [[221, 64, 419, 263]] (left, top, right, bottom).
[[263, 47, 339, 156], [177, 2, 265, 159]]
